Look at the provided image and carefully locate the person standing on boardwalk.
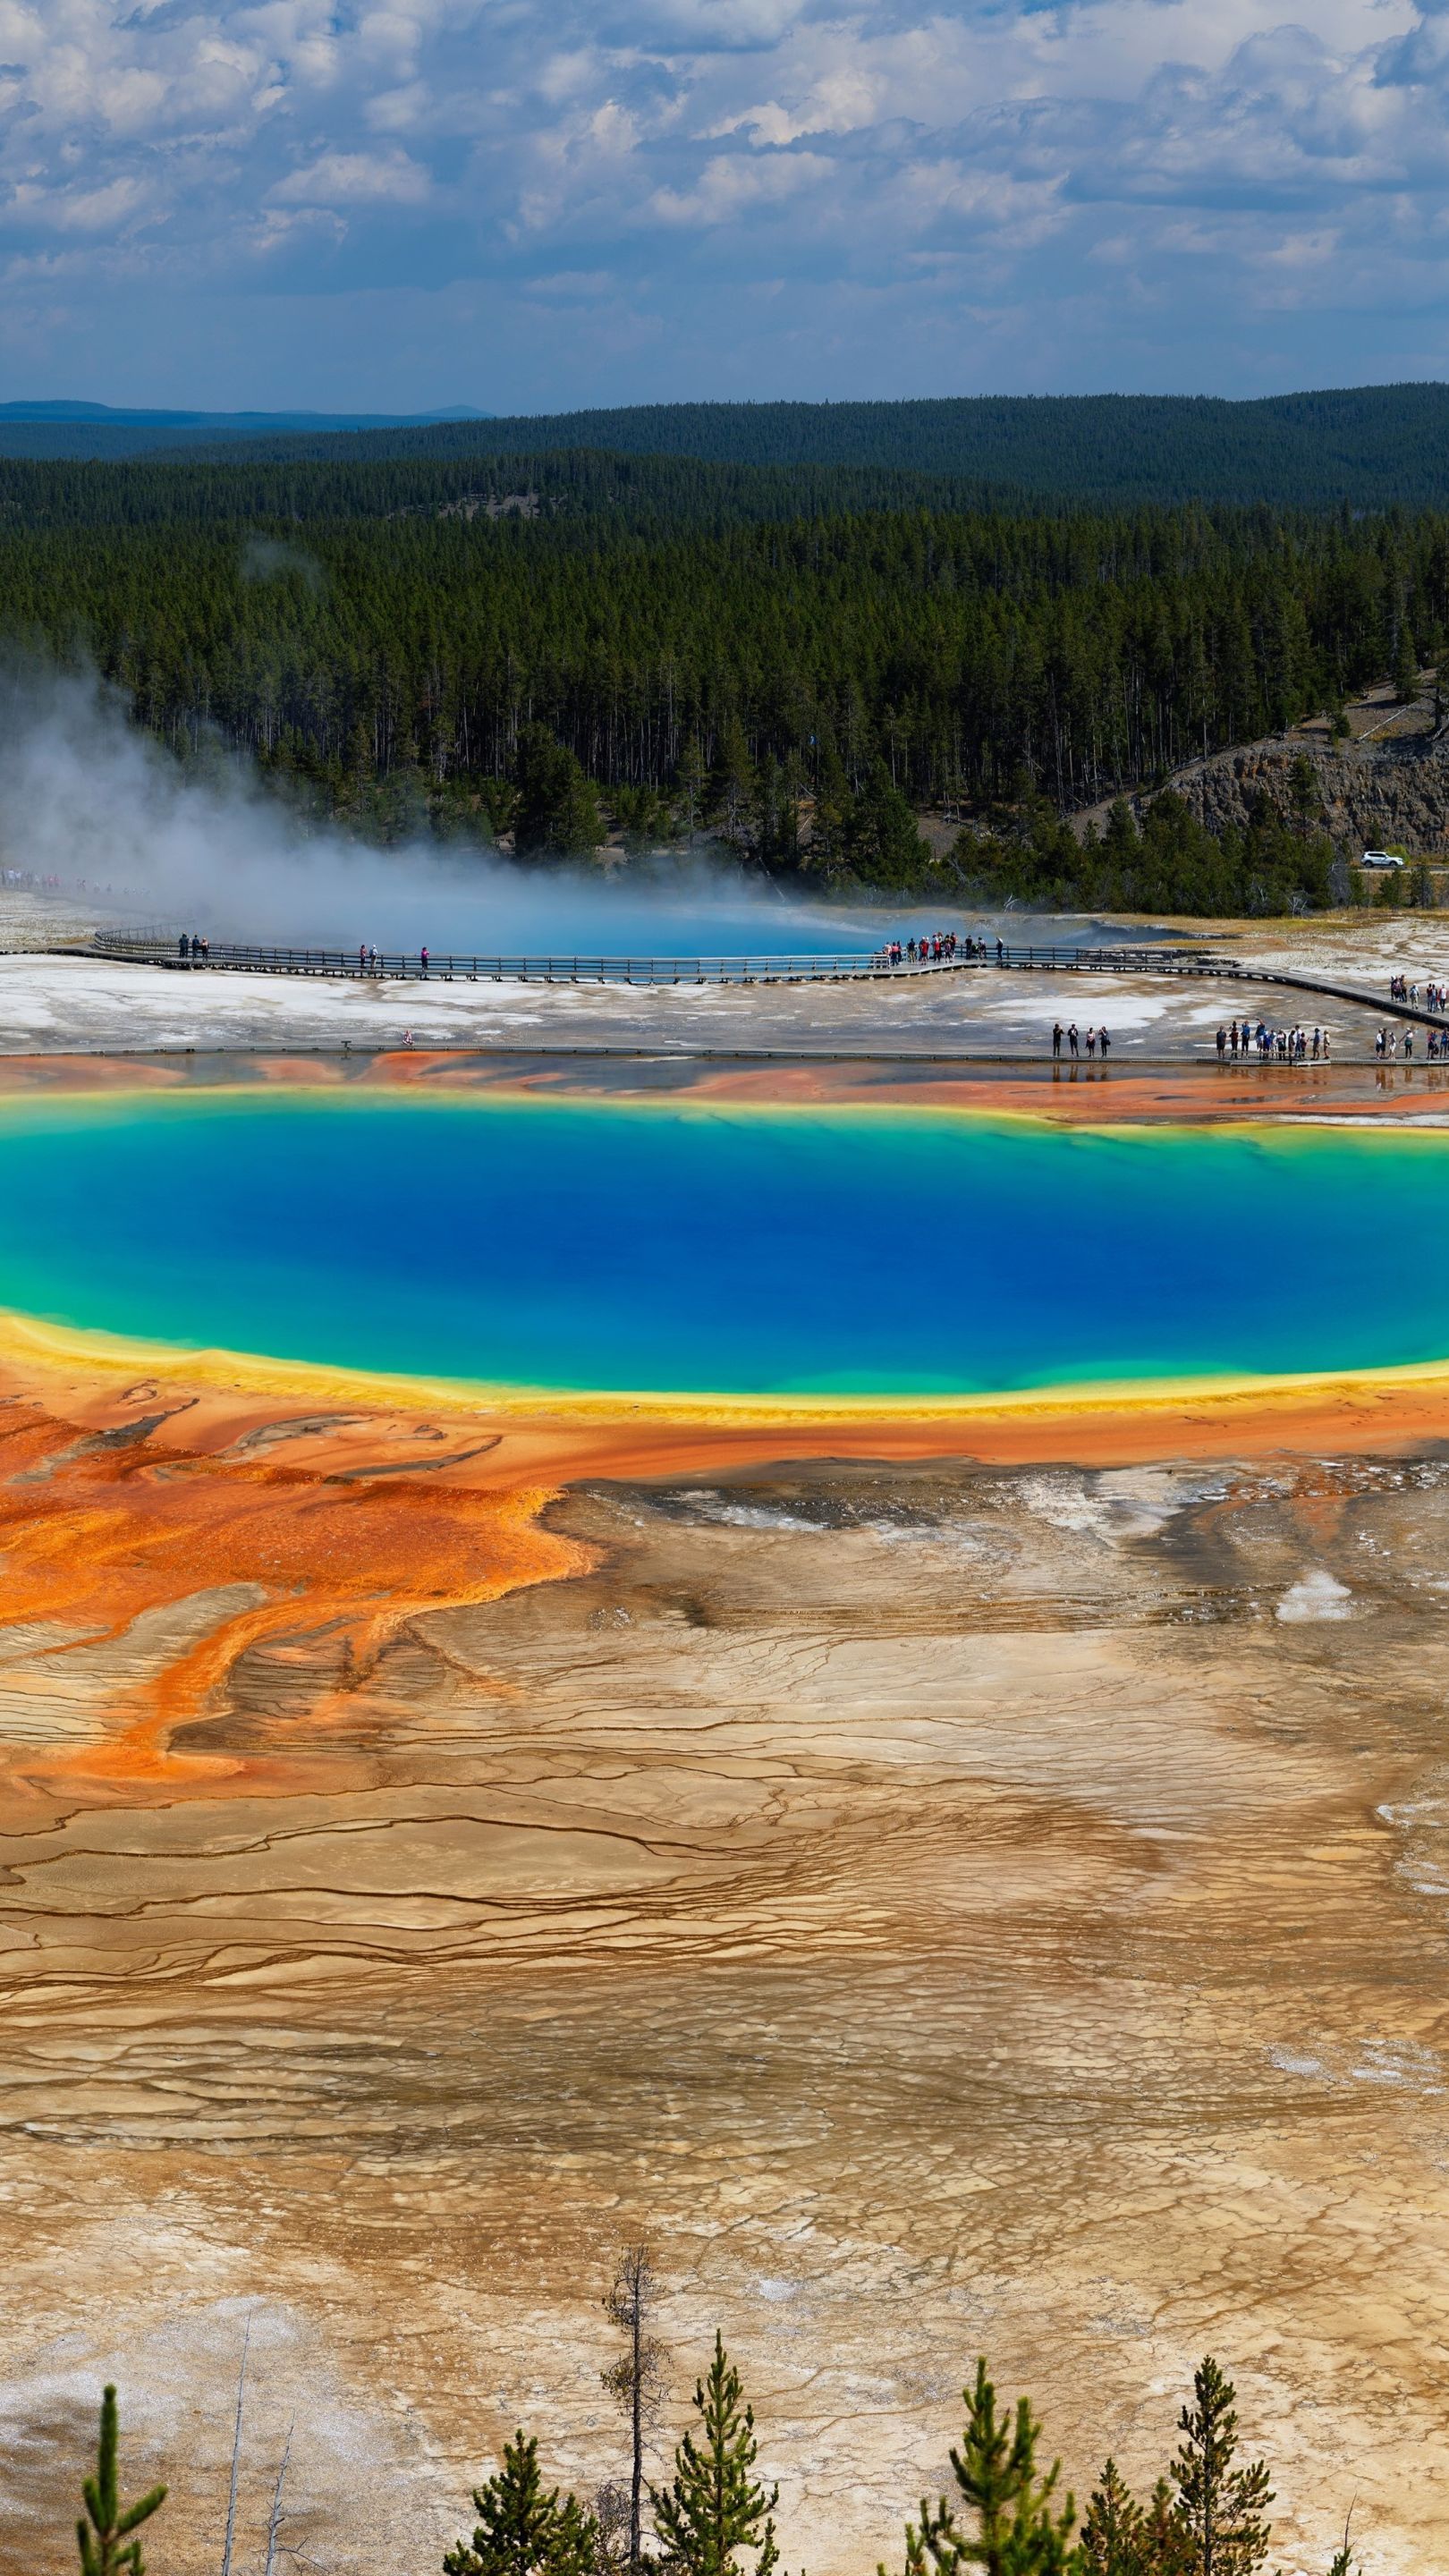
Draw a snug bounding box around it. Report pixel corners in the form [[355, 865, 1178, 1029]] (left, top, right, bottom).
[[1052, 1022, 1063, 1058], [1068, 1023, 1080, 1057]]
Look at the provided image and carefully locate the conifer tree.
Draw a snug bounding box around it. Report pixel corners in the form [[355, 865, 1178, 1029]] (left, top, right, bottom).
[[674, 736, 707, 846], [76, 2385, 166, 2576], [1080, 2461, 1145, 2576], [1139, 2480, 1196, 2576], [445, 2430, 599, 2576], [1168, 2361, 1272, 2576], [512, 724, 602, 856], [649, 2333, 780, 2576], [709, 718, 756, 853], [1079, 2464, 1194, 2576], [846, 760, 928, 886], [886, 2359, 1078, 2576]]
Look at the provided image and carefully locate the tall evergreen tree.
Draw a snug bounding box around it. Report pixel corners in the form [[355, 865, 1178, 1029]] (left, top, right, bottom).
[[887, 2359, 1079, 2576], [846, 760, 930, 886], [1168, 2361, 1272, 2576], [512, 723, 603, 856], [76, 2385, 166, 2576], [709, 717, 757, 853], [445, 2430, 599, 2576], [649, 2333, 780, 2576], [674, 735, 707, 846]]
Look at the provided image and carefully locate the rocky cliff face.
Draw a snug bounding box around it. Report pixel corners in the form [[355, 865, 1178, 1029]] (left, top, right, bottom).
[[1159, 731, 1449, 854]]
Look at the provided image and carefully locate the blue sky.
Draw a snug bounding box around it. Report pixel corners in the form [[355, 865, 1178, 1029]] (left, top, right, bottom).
[[0, 0, 1444, 410]]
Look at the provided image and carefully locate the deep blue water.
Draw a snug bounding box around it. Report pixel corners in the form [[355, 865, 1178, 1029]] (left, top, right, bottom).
[[0, 1092, 1445, 1397]]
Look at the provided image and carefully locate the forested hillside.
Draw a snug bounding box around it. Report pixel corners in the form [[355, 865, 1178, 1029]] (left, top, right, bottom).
[[182, 384, 1449, 509], [0, 446, 1024, 534], [5, 483, 1439, 804], [4, 447, 1445, 908]]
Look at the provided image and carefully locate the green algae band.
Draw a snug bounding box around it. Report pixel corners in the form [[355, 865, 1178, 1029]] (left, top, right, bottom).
[[0, 1091, 1445, 1400]]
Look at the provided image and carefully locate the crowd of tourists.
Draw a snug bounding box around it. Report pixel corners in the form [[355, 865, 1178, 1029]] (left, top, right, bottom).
[[3, 866, 129, 897], [1388, 973, 1449, 1009], [1051, 1022, 1111, 1058], [1373, 1024, 1449, 1056], [878, 930, 973, 966], [1216, 1021, 1330, 1060]]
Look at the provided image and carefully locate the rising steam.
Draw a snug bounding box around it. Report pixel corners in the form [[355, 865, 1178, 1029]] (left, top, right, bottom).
[[0, 664, 852, 956]]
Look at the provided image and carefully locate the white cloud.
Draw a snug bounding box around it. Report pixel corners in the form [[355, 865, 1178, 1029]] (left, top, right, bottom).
[[268, 147, 430, 204], [0, 0, 1445, 402]]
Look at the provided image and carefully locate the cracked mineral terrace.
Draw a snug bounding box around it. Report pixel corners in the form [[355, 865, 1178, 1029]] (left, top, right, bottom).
[[0, 955, 1448, 2576]]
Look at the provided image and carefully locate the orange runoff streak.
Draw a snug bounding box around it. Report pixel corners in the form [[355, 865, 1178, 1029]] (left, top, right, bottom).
[[0, 1398, 587, 1808]]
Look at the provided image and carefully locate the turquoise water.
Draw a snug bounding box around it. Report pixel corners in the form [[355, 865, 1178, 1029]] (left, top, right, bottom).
[[1, 1091, 1446, 1398]]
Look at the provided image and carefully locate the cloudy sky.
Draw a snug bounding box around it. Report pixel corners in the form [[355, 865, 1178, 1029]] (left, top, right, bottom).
[[0, 0, 1443, 411]]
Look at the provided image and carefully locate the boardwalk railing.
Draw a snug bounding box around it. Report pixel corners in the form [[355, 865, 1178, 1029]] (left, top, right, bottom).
[[91, 936, 984, 985], [93, 931, 1230, 984], [87, 928, 1449, 1030]]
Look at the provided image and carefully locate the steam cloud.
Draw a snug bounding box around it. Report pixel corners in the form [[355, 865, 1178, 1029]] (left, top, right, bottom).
[[0, 664, 852, 956], [240, 534, 325, 592]]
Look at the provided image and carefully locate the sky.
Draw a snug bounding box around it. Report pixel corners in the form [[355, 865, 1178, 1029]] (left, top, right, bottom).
[[0, 0, 1444, 411]]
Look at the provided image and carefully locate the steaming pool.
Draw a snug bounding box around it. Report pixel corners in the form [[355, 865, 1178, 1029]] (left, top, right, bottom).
[[2, 1091, 1448, 1402]]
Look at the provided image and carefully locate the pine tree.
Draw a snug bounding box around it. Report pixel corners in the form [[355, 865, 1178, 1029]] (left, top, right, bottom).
[[445, 2430, 599, 2576], [649, 2333, 779, 2576], [1080, 2461, 1146, 2576], [1080, 2465, 1196, 2576], [1287, 752, 1320, 835], [1168, 2361, 1272, 2576], [886, 2359, 1079, 2576], [709, 717, 756, 853], [602, 2243, 668, 2575], [1321, 2512, 1360, 2576], [674, 735, 707, 846], [846, 760, 929, 888], [76, 2385, 166, 2576], [1139, 2481, 1196, 2576], [804, 743, 854, 878], [513, 724, 603, 856]]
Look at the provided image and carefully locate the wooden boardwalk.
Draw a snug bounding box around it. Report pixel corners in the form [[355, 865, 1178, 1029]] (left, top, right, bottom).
[[83, 928, 1449, 1030]]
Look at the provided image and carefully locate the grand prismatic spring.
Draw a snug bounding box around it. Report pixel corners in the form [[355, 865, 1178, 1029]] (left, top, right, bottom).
[[2, 1088, 1449, 1400], [6, 1053, 1449, 2576]]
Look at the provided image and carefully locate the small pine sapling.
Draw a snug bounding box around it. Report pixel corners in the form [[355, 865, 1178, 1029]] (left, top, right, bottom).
[[1322, 2504, 1360, 2576], [1080, 2461, 1147, 2576], [649, 2333, 780, 2576], [445, 2429, 599, 2576], [76, 2385, 166, 2576], [1169, 2361, 1272, 2576], [1080, 2463, 1197, 2576], [885, 2358, 1078, 2576], [1139, 2481, 1196, 2576]]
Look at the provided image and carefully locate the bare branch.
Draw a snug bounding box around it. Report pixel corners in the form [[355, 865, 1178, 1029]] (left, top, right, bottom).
[[264, 2419, 294, 2576], [220, 2315, 250, 2576]]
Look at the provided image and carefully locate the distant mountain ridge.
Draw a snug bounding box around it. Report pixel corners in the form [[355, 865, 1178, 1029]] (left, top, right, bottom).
[[0, 402, 490, 459], [165, 384, 1449, 509]]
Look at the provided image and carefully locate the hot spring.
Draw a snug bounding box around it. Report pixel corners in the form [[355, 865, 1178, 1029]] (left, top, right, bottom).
[[0, 1089, 1445, 1402]]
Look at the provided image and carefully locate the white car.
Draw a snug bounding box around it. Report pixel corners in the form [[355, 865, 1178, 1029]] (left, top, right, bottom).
[[1360, 849, 1404, 868]]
